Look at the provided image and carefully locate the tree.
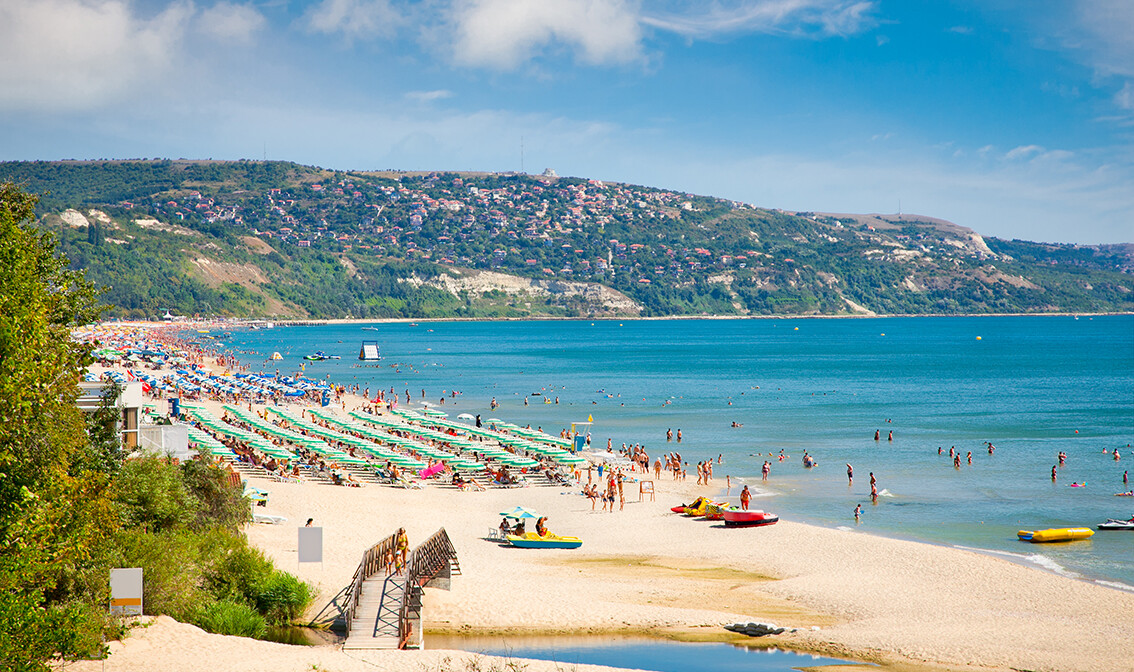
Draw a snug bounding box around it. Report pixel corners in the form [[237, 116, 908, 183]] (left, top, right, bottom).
[[0, 182, 110, 670]]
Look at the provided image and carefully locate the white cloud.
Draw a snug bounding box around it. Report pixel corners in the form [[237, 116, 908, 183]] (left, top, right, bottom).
[[304, 0, 402, 41], [197, 2, 266, 43], [0, 0, 192, 110], [1115, 81, 1134, 111], [448, 0, 644, 69], [641, 0, 877, 39], [405, 90, 454, 103], [1004, 144, 1043, 160], [1068, 0, 1134, 78]]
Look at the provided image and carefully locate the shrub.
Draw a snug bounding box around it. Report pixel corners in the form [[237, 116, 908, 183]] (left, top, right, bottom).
[[180, 457, 250, 531], [207, 544, 274, 604], [192, 600, 266, 639], [114, 455, 198, 532], [113, 530, 208, 620], [254, 571, 312, 625]]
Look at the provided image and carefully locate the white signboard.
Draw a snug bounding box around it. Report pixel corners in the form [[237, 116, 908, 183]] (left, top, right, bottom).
[[298, 526, 323, 563], [110, 567, 143, 616]]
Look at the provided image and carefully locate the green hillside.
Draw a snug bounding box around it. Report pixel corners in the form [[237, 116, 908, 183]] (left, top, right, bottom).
[[1, 160, 1130, 319]]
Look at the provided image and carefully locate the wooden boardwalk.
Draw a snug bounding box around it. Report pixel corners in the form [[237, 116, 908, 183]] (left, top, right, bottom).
[[343, 574, 404, 650], [341, 529, 459, 650]]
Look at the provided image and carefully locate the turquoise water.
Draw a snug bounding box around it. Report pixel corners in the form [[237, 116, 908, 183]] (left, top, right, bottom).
[[426, 636, 857, 671], [219, 316, 1134, 587]]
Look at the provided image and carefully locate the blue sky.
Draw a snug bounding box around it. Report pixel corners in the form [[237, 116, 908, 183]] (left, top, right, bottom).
[[1, 0, 1130, 243]]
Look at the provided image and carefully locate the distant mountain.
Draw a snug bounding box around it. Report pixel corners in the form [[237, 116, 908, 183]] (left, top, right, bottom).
[[1, 159, 1130, 319]]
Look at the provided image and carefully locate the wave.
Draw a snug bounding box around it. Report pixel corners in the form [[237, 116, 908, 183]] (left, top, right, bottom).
[[1093, 580, 1134, 594], [952, 545, 1081, 579]]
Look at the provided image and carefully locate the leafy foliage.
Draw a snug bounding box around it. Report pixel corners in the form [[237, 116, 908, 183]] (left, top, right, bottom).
[[0, 182, 311, 669], [0, 182, 111, 670]]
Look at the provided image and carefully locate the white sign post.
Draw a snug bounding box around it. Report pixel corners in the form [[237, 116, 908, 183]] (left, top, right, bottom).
[[298, 526, 323, 565], [110, 568, 143, 616]]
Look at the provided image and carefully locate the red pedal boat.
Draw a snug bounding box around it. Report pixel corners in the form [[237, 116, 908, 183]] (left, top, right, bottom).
[[723, 510, 779, 528]]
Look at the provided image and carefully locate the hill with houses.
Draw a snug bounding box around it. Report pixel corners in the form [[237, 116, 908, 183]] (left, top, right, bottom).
[[1, 159, 1131, 319]]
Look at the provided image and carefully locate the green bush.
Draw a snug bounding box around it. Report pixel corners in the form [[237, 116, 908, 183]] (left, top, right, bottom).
[[207, 544, 274, 604], [192, 600, 266, 639], [254, 571, 312, 625], [114, 530, 208, 620], [180, 458, 250, 531], [114, 456, 198, 532]]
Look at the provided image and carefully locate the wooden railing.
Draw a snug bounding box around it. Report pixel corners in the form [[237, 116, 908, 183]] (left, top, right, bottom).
[[343, 531, 399, 635], [397, 528, 459, 648]]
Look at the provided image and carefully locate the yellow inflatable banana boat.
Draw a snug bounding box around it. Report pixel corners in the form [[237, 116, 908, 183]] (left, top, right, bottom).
[[1017, 527, 1094, 543]]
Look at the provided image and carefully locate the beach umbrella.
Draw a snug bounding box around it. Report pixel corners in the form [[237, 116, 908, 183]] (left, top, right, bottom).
[[498, 506, 539, 519], [486, 418, 503, 424], [456, 413, 475, 420]]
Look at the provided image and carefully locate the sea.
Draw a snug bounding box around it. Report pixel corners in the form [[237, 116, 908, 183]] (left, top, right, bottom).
[[214, 315, 1134, 590]]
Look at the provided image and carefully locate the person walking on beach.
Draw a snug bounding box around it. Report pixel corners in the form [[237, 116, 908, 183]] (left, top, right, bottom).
[[740, 485, 751, 510], [761, 461, 770, 481]]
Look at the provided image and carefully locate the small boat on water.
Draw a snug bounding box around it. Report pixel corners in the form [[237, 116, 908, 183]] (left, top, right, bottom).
[[506, 532, 582, 549], [1017, 527, 1095, 543], [723, 510, 779, 528], [1097, 517, 1134, 531], [304, 351, 340, 361]]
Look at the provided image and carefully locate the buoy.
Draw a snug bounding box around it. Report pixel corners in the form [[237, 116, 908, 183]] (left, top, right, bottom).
[[880, 333, 885, 336], [794, 327, 799, 331], [976, 336, 982, 340]]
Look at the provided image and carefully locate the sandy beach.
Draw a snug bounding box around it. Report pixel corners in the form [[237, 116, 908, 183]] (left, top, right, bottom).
[[73, 324, 1134, 672]]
